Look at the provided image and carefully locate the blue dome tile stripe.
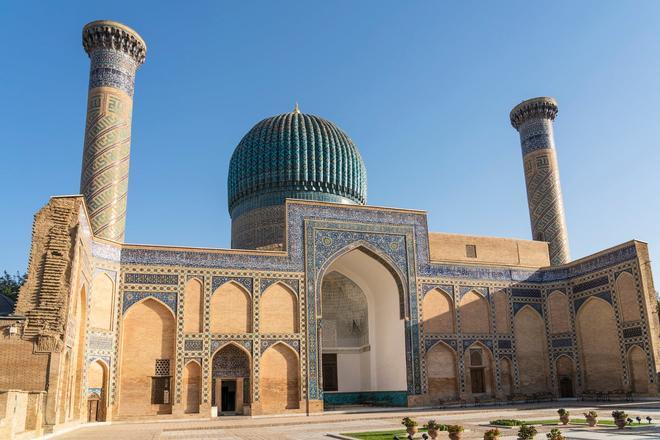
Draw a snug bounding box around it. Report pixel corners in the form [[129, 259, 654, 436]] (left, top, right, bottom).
[[228, 112, 367, 217]]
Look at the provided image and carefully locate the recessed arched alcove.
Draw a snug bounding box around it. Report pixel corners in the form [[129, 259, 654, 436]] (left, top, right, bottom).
[[118, 298, 176, 416], [576, 297, 623, 392], [319, 247, 407, 407]]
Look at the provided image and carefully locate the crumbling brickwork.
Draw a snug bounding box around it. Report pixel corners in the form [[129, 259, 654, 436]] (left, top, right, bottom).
[[15, 197, 83, 347]]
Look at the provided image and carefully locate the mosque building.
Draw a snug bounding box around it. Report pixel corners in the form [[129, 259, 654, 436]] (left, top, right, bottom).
[[0, 20, 658, 437]]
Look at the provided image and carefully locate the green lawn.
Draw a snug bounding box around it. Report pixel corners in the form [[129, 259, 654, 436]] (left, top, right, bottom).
[[341, 428, 428, 439]]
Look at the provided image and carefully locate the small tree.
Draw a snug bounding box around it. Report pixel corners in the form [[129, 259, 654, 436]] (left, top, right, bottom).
[[546, 428, 566, 440], [0, 271, 26, 303], [517, 424, 537, 440]]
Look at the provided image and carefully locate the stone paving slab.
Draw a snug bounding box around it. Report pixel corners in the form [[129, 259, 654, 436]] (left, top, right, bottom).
[[53, 401, 660, 440]]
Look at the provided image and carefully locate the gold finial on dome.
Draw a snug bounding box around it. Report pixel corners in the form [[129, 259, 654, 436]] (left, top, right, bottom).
[[293, 102, 300, 114]]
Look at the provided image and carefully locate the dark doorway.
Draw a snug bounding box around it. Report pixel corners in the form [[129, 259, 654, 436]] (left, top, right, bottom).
[[559, 376, 574, 397], [87, 397, 99, 422], [221, 380, 236, 412], [470, 368, 485, 393], [322, 353, 338, 392]]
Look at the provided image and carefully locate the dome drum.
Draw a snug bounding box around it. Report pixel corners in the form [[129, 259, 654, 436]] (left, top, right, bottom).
[[228, 110, 367, 249]]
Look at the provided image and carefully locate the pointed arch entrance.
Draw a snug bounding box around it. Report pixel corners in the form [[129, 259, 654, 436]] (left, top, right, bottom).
[[211, 343, 251, 415], [319, 246, 408, 406], [87, 359, 109, 421], [555, 355, 575, 398]]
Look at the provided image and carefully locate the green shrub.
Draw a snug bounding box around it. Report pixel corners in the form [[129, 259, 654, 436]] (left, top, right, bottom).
[[424, 420, 446, 431], [401, 417, 418, 428], [517, 424, 538, 440], [484, 428, 501, 439], [557, 408, 569, 416], [490, 419, 524, 426], [546, 428, 566, 440], [447, 425, 464, 434], [612, 410, 628, 420]]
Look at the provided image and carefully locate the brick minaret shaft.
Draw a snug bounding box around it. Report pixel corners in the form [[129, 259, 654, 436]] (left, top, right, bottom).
[[80, 21, 146, 241], [510, 97, 570, 266]]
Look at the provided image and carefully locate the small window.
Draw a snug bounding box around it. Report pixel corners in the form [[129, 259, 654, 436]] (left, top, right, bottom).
[[151, 377, 170, 404], [470, 348, 483, 367], [155, 359, 170, 377], [466, 244, 477, 258]]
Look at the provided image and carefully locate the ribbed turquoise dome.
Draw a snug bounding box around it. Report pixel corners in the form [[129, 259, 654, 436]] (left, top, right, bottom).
[[228, 110, 367, 218]]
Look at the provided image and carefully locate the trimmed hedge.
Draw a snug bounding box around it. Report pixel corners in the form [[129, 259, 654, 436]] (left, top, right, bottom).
[[490, 419, 525, 426]]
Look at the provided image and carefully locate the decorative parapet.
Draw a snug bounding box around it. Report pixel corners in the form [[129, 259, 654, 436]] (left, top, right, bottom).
[[509, 96, 558, 130], [82, 20, 146, 65]]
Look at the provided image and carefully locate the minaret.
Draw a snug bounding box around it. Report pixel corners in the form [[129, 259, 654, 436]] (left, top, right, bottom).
[[80, 21, 146, 241], [510, 97, 570, 265]]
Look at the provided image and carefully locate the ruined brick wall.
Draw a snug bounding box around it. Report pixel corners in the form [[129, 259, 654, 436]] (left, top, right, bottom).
[[15, 197, 84, 345], [0, 196, 93, 430]]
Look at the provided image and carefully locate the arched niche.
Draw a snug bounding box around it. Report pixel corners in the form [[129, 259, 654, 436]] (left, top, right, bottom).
[[425, 342, 458, 402], [260, 283, 297, 334], [259, 343, 299, 413], [184, 278, 204, 333], [459, 291, 490, 334], [87, 359, 109, 421], [90, 273, 114, 330], [119, 298, 176, 416], [493, 290, 510, 334], [463, 342, 495, 397], [616, 272, 641, 322], [422, 289, 455, 334], [322, 272, 369, 348], [319, 247, 407, 395], [211, 342, 251, 415], [211, 281, 252, 334], [514, 305, 550, 394], [576, 297, 623, 392], [71, 284, 88, 420], [58, 351, 72, 424], [499, 357, 513, 397], [555, 355, 575, 397], [547, 290, 570, 334], [183, 360, 201, 414], [628, 345, 649, 394]]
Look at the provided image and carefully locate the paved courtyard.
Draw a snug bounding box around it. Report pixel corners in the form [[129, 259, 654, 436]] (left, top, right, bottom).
[[52, 401, 660, 439]]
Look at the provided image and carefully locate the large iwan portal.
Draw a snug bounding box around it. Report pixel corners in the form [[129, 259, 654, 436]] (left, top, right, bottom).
[[320, 248, 407, 405]]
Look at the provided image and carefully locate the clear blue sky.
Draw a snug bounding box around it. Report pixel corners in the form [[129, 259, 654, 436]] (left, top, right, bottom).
[[2, 1, 659, 274]]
